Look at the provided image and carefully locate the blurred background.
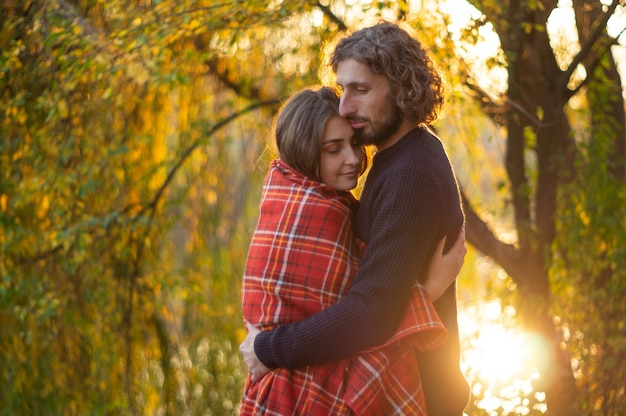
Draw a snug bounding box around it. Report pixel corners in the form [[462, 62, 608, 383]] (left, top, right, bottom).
[[1, 0, 625, 415]]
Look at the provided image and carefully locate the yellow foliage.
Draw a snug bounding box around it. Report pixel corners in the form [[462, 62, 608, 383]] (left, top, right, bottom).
[[57, 99, 69, 118], [127, 61, 150, 85], [36, 195, 49, 219]]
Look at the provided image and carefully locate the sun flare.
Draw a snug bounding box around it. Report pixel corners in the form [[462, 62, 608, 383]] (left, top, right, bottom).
[[469, 324, 530, 382], [459, 300, 547, 414]]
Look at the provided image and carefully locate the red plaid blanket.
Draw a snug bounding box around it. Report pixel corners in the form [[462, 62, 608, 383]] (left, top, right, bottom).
[[241, 159, 447, 415]]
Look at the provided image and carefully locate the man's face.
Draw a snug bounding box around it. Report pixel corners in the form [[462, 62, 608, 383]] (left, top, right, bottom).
[[335, 58, 402, 149]]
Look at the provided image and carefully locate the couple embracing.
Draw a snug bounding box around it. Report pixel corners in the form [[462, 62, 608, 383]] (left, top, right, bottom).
[[240, 21, 470, 416]]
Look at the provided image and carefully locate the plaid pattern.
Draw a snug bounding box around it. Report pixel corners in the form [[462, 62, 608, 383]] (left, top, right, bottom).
[[343, 285, 445, 415], [241, 159, 447, 415]]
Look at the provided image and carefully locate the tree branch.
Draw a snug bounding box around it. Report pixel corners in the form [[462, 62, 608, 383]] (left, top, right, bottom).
[[461, 188, 525, 279], [205, 56, 269, 102], [315, 1, 347, 32], [561, 0, 621, 95], [139, 98, 282, 218], [464, 78, 509, 126]]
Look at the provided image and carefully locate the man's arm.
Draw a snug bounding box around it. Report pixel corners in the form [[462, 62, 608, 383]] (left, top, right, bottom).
[[241, 225, 465, 381], [247, 167, 446, 370]]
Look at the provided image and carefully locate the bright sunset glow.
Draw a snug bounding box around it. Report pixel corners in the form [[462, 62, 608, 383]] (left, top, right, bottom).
[[459, 300, 548, 415], [466, 324, 530, 381]]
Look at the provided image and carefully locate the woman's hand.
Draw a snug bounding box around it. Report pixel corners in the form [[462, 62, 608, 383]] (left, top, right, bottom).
[[423, 225, 466, 301], [239, 323, 271, 382]]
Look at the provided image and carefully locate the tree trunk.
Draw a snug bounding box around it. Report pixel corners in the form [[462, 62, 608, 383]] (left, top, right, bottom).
[[462, 194, 581, 415], [463, 1, 584, 412]]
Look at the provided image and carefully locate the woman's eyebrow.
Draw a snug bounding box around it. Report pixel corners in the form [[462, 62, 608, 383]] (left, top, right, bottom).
[[323, 137, 345, 145]]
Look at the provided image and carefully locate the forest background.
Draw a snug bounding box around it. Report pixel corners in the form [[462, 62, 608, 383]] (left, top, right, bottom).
[[1, 0, 625, 415]]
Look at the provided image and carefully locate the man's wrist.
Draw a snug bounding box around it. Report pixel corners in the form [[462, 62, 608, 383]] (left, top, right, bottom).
[[253, 330, 278, 369]]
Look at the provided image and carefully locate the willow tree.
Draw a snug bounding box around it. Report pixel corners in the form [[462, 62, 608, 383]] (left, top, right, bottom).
[[1, 0, 357, 414], [0, 0, 292, 414]]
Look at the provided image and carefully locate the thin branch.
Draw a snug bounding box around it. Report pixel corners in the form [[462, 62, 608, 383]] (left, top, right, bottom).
[[460, 188, 522, 274], [13, 244, 64, 266], [565, 37, 623, 102], [315, 1, 347, 32], [205, 56, 267, 102], [560, 0, 621, 93], [464, 80, 509, 126], [139, 98, 282, 218]]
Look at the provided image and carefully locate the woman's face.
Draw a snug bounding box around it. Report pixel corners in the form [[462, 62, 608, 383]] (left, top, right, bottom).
[[320, 115, 363, 191]]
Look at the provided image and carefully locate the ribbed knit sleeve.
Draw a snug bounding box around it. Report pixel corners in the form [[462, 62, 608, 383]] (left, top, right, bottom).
[[254, 128, 464, 369]]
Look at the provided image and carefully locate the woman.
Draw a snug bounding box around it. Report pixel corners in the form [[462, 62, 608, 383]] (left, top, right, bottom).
[[240, 86, 464, 415]]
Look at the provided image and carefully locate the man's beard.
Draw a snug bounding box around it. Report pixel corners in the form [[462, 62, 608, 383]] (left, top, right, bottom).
[[354, 100, 403, 146]]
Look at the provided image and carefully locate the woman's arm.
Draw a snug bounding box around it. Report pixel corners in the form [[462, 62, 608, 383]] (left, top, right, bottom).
[[422, 225, 466, 301]]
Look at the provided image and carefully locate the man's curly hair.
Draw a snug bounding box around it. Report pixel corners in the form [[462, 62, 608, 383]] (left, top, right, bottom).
[[329, 21, 444, 126]]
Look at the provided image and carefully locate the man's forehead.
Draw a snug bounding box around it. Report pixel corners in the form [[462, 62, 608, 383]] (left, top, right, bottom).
[[335, 59, 378, 86]]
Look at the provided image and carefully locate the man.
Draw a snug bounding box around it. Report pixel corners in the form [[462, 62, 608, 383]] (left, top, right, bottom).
[[241, 21, 470, 415]]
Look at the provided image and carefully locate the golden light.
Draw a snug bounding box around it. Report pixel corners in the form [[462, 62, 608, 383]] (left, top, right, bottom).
[[469, 324, 528, 381], [459, 300, 548, 415]]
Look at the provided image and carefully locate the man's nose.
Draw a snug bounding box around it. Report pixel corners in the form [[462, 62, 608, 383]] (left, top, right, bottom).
[[338, 94, 355, 117]]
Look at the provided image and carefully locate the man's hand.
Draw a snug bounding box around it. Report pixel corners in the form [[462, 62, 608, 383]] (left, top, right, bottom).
[[239, 323, 271, 382]]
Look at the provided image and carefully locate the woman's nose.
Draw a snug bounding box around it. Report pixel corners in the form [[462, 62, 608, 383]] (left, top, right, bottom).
[[347, 148, 361, 165]]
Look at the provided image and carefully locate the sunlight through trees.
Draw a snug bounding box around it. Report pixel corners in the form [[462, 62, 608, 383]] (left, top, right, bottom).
[[2, 1, 625, 415]]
